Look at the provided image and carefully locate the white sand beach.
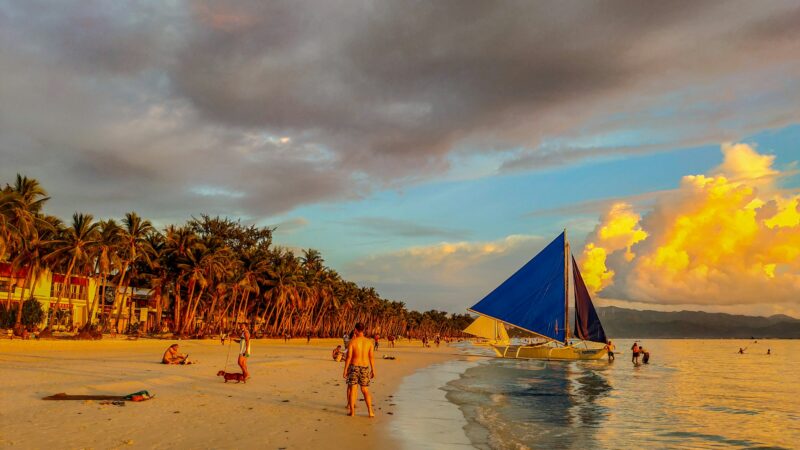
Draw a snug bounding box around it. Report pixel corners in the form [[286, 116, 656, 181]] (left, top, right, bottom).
[[0, 338, 459, 449]]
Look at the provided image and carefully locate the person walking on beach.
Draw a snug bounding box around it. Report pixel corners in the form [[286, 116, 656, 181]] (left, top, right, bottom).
[[344, 323, 376, 417], [374, 334, 380, 351], [306, 330, 312, 344], [631, 342, 640, 365], [234, 323, 251, 380], [388, 335, 395, 348], [605, 340, 615, 362]]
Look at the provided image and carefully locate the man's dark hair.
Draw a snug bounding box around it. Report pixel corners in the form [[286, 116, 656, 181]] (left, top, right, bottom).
[[354, 322, 364, 332]]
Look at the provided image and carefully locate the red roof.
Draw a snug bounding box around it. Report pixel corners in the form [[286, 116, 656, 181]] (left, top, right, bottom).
[[52, 274, 90, 287], [0, 262, 29, 278]]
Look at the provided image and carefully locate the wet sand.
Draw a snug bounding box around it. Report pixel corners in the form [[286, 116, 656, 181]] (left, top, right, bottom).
[[0, 337, 457, 449]]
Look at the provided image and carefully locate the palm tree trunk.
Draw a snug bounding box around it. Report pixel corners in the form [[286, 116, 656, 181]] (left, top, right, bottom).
[[173, 283, 182, 332], [14, 272, 34, 328], [154, 281, 164, 330], [111, 260, 130, 331], [48, 257, 77, 329], [84, 273, 105, 332], [5, 278, 15, 309], [183, 286, 205, 334]]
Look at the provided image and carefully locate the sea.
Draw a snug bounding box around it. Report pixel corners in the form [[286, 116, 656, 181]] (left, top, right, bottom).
[[391, 339, 800, 449]]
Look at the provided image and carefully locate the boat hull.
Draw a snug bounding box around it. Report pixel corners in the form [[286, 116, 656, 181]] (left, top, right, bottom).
[[492, 344, 608, 361]]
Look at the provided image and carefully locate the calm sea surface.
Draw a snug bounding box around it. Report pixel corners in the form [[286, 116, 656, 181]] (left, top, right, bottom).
[[393, 339, 800, 449]]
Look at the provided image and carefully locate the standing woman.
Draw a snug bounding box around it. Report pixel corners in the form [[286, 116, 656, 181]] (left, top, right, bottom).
[[234, 323, 251, 380]]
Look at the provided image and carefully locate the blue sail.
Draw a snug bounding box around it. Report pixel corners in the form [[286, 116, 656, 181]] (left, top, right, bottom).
[[469, 232, 566, 342], [572, 256, 607, 343]]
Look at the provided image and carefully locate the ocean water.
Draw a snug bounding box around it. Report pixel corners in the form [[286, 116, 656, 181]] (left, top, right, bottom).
[[394, 340, 800, 450]]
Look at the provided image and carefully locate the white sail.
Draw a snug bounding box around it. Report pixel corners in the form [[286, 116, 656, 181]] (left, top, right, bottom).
[[464, 316, 510, 344]]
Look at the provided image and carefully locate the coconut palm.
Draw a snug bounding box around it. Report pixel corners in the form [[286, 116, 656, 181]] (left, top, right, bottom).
[[83, 219, 121, 332], [45, 213, 99, 329], [112, 212, 154, 332], [12, 214, 59, 328], [2, 174, 476, 339]]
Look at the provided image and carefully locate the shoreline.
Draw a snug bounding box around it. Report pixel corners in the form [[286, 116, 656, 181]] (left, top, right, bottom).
[[0, 338, 460, 449], [390, 358, 483, 449]]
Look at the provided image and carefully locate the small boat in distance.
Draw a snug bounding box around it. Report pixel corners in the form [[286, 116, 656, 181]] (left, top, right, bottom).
[[463, 315, 510, 346], [468, 230, 609, 361]]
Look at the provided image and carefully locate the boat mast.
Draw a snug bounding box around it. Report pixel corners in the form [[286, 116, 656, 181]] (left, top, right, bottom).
[[564, 228, 570, 345]]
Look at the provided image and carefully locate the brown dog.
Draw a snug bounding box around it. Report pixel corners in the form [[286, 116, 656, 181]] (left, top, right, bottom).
[[217, 370, 246, 383]]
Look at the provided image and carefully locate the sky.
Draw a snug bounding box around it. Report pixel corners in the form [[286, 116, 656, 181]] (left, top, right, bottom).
[[1, 1, 799, 317]]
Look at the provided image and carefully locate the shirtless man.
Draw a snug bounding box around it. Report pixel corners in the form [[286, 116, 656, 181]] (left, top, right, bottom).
[[343, 322, 376, 417]]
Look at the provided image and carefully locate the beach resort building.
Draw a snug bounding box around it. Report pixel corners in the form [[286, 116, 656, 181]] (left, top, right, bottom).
[[1, 262, 100, 329], [0, 262, 161, 331]]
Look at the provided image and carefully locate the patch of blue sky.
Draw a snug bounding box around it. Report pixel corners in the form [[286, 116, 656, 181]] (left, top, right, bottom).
[[272, 124, 799, 269], [743, 124, 800, 188]]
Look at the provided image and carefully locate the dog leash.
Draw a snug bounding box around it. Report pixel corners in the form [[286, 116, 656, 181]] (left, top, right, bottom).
[[223, 327, 234, 373]]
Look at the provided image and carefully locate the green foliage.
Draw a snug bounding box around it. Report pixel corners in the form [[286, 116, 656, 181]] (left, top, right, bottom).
[[21, 298, 44, 327], [0, 304, 15, 328], [3, 174, 474, 338], [0, 299, 44, 329]]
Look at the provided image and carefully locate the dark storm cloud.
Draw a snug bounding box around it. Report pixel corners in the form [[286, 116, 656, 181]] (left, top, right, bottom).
[[1, 0, 799, 223]]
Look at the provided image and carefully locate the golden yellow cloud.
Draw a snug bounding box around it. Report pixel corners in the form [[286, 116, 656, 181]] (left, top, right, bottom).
[[580, 143, 800, 312], [580, 202, 647, 292]]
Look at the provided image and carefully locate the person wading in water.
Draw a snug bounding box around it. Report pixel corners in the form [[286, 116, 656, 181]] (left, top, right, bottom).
[[604, 340, 615, 362]]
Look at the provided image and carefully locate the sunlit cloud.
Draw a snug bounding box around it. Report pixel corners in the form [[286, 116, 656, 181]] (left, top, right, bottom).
[[580, 143, 800, 313]]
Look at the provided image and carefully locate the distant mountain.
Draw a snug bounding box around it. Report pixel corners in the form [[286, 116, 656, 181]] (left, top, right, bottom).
[[597, 306, 800, 339]]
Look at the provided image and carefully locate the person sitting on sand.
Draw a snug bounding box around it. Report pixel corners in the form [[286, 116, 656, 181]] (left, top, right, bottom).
[[344, 322, 376, 418], [333, 345, 344, 362], [162, 344, 192, 365]]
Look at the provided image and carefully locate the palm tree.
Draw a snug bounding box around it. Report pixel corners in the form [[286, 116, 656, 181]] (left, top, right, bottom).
[[3, 174, 476, 339], [45, 213, 99, 330], [262, 249, 306, 336], [111, 212, 154, 332], [12, 214, 58, 328], [164, 225, 201, 332], [83, 219, 121, 331], [1, 176, 51, 332]]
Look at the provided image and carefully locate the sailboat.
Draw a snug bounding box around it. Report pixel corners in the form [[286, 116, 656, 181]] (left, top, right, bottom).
[[468, 230, 609, 361], [463, 315, 510, 346]]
